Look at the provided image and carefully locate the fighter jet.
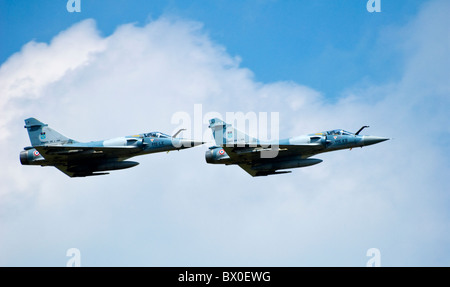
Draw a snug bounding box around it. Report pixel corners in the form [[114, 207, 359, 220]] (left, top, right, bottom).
[[205, 118, 389, 176], [20, 117, 203, 177]]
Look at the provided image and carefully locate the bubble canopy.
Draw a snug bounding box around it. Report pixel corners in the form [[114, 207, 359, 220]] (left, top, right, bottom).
[[143, 132, 171, 138], [325, 129, 354, 136]]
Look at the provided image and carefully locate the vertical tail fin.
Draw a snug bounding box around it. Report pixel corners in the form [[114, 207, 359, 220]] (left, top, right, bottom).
[[208, 118, 258, 146], [24, 118, 76, 146]]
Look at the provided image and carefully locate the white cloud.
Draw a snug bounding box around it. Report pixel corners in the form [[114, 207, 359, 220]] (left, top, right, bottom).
[[1, 0, 449, 266], [0, 20, 106, 138]]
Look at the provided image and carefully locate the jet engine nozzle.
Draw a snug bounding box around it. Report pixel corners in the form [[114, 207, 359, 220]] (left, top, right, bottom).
[[19, 149, 45, 165], [20, 150, 29, 165], [205, 150, 214, 163], [205, 147, 230, 164]]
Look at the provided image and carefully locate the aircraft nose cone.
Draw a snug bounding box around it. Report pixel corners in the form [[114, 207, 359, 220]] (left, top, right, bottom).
[[363, 136, 389, 146], [190, 140, 205, 147], [176, 139, 205, 148]]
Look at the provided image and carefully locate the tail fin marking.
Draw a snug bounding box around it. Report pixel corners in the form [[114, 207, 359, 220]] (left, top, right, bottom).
[[208, 118, 258, 147], [24, 118, 76, 146]]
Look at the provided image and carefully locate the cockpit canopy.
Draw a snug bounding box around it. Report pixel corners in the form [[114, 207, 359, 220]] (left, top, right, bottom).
[[144, 132, 171, 138], [326, 129, 354, 136]]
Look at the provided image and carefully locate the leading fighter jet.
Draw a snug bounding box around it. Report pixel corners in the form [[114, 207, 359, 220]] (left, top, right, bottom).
[[206, 118, 389, 176], [20, 118, 203, 177]]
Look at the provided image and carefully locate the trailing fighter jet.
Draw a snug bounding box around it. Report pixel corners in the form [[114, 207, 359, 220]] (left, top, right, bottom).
[[206, 118, 389, 176], [20, 118, 203, 177]]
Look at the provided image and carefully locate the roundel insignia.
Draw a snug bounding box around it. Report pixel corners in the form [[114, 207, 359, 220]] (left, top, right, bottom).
[[218, 149, 225, 155], [33, 150, 40, 156]]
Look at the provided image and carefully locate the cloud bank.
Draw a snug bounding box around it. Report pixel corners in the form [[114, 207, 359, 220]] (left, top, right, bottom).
[[1, 0, 449, 266]]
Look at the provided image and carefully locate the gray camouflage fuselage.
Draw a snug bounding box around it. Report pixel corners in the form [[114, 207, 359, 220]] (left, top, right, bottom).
[[20, 118, 203, 177], [205, 118, 389, 176]]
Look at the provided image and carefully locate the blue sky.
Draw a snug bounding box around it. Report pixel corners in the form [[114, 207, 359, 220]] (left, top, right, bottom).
[[1, 0, 425, 97], [1, 0, 449, 267]]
